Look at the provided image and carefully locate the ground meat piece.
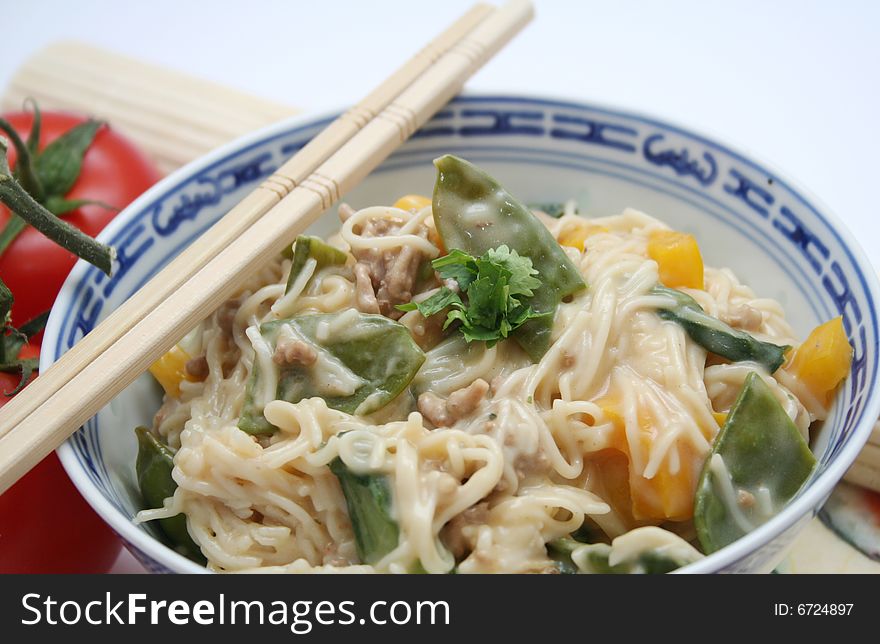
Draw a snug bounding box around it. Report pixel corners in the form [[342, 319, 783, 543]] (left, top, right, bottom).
[[273, 338, 317, 366], [217, 298, 239, 336], [381, 244, 421, 302], [184, 356, 209, 381], [418, 392, 451, 427], [725, 303, 763, 331], [489, 374, 510, 396], [323, 542, 352, 567], [351, 215, 432, 319], [418, 379, 490, 427], [354, 262, 380, 314], [737, 489, 756, 509], [446, 379, 489, 418], [514, 450, 551, 479], [152, 397, 175, 430], [440, 502, 489, 560]]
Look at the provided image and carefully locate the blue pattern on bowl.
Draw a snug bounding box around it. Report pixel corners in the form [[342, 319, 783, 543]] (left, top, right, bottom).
[[46, 95, 880, 574]]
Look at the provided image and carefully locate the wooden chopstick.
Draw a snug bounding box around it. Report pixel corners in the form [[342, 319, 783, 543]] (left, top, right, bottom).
[[0, 2, 494, 440], [0, 0, 534, 494], [844, 421, 880, 492]]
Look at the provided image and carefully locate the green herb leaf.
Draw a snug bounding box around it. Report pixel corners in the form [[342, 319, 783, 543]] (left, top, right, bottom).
[[483, 245, 541, 297], [397, 286, 461, 317], [433, 249, 478, 289], [35, 120, 103, 197], [402, 246, 547, 348], [432, 156, 586, 360]]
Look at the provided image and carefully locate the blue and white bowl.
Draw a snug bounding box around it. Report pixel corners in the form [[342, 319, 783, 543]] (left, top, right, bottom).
[[44, 94, 880, 574]]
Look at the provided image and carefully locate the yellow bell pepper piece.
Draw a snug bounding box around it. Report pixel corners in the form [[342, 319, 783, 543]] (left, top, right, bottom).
[[149, 345, 196, 398], [647, 229, 704, 289], [393, 194, 432, 212], [558, 221, 609, 251], [788, 316, 852, 404], [596, 397, 702, 521]]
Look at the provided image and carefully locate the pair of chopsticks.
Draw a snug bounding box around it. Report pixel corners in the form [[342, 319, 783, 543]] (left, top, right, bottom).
[[0, 0, 534, 494], [844, 422, 880, 492]]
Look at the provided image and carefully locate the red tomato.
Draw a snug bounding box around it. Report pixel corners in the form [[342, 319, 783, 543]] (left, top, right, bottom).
[[0, 111, 160, 573], [0, 345, 123, 573], [0, 111, 162, 328]]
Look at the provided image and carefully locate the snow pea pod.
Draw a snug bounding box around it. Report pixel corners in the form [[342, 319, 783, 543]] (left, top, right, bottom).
[[432, 155, 586, 361], [238, 309, 425, 433], [547, 538, 584, 574], [694, 372, 817, 553], [134, 427, 205, 563], [652, 285, 789, 372], [285, 235, 348, 294], [329, 457, 399, 565], [548, 532, 698, 575]]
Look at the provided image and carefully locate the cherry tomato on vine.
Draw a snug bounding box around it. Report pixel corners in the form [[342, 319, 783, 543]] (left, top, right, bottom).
[[0, 109, 162, 572], [0, 110, 161, 328]]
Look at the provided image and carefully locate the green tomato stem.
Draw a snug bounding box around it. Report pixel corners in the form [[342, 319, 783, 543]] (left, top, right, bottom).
[[0, 138, 113, 276]]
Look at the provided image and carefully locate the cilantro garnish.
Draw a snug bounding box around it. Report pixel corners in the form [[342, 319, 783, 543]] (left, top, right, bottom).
[[397, 245, 546, 346]]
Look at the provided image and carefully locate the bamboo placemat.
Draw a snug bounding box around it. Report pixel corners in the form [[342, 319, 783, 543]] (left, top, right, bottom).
[[2, 41, 296, 175]]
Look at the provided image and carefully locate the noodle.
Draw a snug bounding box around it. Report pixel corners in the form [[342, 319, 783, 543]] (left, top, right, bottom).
[[135, 192, 832, 574]]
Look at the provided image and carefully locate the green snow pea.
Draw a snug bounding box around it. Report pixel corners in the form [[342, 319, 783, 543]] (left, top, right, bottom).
[[694, 372, 817, 553], [329, 458, 400, 565], [547, 538, 688, 574], [285, 235, 348, 294], [432, 155, 586, 361], [238, 310, 425, 434], [134, 427, 205, 563], [546, 537, 583, 574], [652, 285, 790, 372]]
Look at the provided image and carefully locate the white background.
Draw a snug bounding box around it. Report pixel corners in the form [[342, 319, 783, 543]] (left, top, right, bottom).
[[2, 0, 878, 571], [3, 0, 878, 269]]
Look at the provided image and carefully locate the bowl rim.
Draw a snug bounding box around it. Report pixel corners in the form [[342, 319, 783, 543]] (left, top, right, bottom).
[[50, 91, 880, 574]]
